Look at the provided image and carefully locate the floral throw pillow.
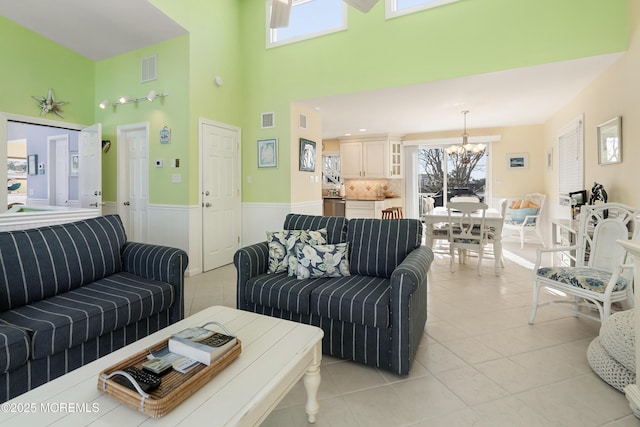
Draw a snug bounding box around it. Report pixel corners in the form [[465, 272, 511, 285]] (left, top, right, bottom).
[[266, 229, 327, 274], [294, 243, 350, 279]]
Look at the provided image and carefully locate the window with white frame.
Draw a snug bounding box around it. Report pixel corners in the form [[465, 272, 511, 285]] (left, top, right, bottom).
[[385, 0, 459, 19], [267, 0, 348, 48]]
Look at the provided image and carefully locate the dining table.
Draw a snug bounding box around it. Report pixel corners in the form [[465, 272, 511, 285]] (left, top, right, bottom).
[[423, 206, 505, 275]]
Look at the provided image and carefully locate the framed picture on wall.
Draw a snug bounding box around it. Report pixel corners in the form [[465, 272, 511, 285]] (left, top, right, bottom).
[[70, 152, 79, 176], [299, 138, 316, 172], [257, 138, 278, 168], [27, 154, 38, 175], [597, 116, 622, 165], [506, 153, 528, 169]]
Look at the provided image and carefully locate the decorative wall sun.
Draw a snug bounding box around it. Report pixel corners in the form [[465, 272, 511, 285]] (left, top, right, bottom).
[[32, 88, 67, 118]]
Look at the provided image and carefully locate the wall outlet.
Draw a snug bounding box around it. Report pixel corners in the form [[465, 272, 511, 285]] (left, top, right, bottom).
[[172, 173, 181, 183]]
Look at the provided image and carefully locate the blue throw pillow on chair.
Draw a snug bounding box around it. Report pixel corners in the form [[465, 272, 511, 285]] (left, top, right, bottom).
[[507, 207, 539, 224]]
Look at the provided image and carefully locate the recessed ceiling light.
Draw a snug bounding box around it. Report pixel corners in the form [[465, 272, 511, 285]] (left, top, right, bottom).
[[345, 133, 352, 136], [359, 128, 367, 132]]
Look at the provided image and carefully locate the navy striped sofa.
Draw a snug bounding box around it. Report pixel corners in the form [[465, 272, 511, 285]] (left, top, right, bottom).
[[0, 214, 188, 402], [234, 214, 433, 375]]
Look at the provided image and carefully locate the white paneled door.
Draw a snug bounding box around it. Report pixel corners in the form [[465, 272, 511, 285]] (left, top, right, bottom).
[[79, 123, 102, 211], [117, 123, 149, 243], [200, 120, 241, 271]]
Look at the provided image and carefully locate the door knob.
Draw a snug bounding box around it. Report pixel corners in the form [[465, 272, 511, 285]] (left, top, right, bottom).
[[89, 202, 98, 207], [204, 191, 210, 196], [123, 201, 130, 206], [205, 203, 212, 208]]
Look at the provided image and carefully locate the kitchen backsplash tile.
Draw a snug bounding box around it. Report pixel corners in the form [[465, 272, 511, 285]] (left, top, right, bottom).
[[343, 179, 403, 199]]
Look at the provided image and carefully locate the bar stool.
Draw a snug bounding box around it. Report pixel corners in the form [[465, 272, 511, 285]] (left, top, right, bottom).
[[382, 207, 403, 219]]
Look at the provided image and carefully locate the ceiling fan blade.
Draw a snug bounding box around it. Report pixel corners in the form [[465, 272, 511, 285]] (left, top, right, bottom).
[[343, 0, 379, 13], [270, 0, 292, 28]]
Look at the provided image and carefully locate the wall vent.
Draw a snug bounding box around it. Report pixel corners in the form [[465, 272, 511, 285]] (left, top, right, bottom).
[[141, 55, 157, 83], [299, 113, 307, 129], [261, 112, 275, 129]]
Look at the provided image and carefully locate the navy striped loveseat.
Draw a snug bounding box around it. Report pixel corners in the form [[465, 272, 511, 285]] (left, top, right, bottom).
[[234, 214, 433, 375], [0, 214, 188, 402]]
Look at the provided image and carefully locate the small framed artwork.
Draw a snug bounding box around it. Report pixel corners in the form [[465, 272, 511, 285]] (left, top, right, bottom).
[[27, 154, 38, 175], [597, 116, 622, 165], [257, 138, 278, 168], [506, 153, 528, 169], [299, 138, 316, 172], [70, 152, 79, 176], [546, 148, 553, 171]]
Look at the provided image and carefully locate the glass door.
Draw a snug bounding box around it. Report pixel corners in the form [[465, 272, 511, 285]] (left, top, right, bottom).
[[418, 146, 487, 211]]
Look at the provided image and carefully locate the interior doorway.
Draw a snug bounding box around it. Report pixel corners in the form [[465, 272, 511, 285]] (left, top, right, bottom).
[[47, 134, 69, 206], [199, 119, 241, 271], [117, 122, 149, 243]]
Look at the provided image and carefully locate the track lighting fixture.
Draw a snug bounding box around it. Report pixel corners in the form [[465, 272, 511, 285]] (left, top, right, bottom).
[[97, 91, 168, 109]]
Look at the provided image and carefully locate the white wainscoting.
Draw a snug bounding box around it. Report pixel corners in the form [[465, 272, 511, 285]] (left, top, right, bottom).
[[146, 204, 202, 277], [242, 201, 323, 246]]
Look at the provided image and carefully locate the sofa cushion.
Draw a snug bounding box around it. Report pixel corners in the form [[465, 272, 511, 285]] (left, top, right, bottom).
[[0, 272, 174, 360], [0, 215, 127, 311], [347, 218, 422, 278], [245, 273, 329, 315], [0, 325, 30, 374], [310, 275, 391, 329], [266, 229, 327, 275], [283, 214, 348, 244], [295, 243, 351, 279]]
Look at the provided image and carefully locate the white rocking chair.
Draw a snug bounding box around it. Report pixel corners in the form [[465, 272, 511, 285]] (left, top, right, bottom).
[[529, 203, 639, 324]]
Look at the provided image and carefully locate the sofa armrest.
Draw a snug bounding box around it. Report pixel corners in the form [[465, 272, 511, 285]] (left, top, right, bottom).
[[389, 245, 434, 374], [122, 242, 189, 324], [233, 242, 269, 310]]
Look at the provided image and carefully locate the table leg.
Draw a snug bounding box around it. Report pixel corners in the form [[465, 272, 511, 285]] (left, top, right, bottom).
[[425, 223, 434, 247], [303, 344, 322, 423], [493, 235, 503, 275]]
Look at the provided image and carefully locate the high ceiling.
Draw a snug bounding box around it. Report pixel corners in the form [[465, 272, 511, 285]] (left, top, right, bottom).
[[1, 1, 622, 138]]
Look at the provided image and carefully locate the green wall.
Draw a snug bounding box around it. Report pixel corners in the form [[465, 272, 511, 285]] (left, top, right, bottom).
[[95, 35, 190, 204], [0, 17, 95, 124], [1, 0, 630, 206], [237, 0, 628, 203], [149, 0, 245, 205]]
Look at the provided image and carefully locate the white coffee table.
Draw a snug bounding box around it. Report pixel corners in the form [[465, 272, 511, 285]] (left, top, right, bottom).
[[0, 306, 323, 426]]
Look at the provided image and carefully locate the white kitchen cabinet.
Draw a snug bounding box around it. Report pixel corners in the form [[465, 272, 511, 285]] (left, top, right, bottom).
[[345, 198, 404, 219], [340, 141, 363, 179], [339, 137, 402, 179]]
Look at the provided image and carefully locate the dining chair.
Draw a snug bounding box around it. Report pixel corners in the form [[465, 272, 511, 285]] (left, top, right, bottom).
[[447, 201, 488, 275], [529, 202, 640, 324], [450, 196, 480, 203]]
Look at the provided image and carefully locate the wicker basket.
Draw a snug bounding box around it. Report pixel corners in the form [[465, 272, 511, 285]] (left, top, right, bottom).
[[97, 337, 241, 418]]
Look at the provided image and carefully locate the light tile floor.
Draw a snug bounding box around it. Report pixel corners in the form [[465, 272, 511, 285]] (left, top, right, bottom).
[[184, 241, 639, 426]]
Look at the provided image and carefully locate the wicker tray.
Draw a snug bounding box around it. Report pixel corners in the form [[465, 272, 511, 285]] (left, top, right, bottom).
[[97, 337, 241, 418]]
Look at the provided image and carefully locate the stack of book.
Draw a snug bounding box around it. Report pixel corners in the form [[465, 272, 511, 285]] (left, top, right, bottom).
[[143, 326, 237, 374]]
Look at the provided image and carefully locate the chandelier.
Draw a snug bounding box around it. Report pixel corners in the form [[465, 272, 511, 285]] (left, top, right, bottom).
[[445, 111, 486, 159]]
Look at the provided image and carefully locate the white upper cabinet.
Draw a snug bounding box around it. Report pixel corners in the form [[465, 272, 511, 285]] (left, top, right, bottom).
[[339, 136, 402, 179]]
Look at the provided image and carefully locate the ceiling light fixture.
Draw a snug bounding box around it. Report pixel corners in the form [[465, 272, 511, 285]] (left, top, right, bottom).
[[445, 110, 486, 162], [99, 91, 168, 109]]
